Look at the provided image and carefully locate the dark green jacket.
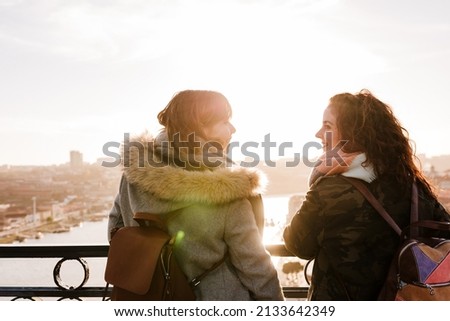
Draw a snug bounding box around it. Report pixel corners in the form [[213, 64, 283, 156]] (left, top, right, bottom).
[[283, 175, 450, 300]]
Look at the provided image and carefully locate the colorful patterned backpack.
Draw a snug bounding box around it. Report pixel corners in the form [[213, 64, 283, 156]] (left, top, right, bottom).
[[344, 177, 450, 301]]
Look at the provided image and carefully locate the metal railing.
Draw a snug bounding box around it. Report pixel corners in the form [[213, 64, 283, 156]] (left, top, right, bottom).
[[0, 244, 308, 301]]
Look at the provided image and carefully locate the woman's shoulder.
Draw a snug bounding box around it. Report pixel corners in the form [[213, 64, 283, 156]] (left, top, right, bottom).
[[308, 175, 366, 209], [311, 175, 356, 194], [225, 196, 259, 216], [416, 184, 450, 221]]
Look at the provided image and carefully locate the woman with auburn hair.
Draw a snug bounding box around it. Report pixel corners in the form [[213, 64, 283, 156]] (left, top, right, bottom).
[[283, 89, 450, 300], [108, 90, 284, 301]]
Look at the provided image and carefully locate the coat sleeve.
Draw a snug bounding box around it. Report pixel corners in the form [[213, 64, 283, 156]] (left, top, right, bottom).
[[107, 176, 126, 242], [283, 185, 324, 260], [419, 189, 450, 238], [107, 193, 124, 242], [223, 199, 285, 301]]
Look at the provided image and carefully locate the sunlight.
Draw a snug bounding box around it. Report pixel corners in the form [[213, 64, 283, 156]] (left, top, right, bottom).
[[1, 0, 449, 165], [151, 3, 388, 164]]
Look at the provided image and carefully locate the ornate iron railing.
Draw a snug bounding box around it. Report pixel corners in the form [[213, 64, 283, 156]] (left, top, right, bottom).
[[0, 244, 308, 301]]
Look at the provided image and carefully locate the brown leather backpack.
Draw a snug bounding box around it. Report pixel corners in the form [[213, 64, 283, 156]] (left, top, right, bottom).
[[104, 213, 225, 300]]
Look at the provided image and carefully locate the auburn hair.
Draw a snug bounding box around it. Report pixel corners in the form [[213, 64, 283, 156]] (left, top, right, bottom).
[[157, 90, 232, 148]]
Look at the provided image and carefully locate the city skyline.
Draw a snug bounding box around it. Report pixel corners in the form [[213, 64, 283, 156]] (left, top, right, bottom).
[[1, 0, 450, 166]]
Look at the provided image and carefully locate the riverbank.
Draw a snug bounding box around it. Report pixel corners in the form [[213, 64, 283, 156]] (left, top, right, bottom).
[[0, 213, 107, 244]]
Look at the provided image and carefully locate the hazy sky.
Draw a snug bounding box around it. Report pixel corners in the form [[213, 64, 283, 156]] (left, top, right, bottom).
[[1, 0, 449, 165]]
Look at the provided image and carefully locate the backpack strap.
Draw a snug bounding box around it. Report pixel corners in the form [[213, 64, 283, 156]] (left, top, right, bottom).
[[133, 211, 228, 288], [343, 176, 450, 236], [410, 182, 419, 222], [341, 176, 403, 236], [409, 182, 419, 237], [189, 253, 228, 288], [134, 212, 168, 231]]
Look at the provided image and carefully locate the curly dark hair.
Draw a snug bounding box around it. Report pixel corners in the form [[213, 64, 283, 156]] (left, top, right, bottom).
[[329, 89, 435, 197]]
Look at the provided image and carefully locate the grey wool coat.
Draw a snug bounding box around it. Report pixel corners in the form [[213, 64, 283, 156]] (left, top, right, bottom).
[[108, 133, 284, 301]]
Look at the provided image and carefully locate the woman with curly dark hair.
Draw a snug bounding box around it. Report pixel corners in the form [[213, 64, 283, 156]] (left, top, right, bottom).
[[283, 89, 450, 300]]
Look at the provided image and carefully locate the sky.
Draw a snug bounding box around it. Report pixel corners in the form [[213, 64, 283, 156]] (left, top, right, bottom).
[[1, 0, 450, 166]]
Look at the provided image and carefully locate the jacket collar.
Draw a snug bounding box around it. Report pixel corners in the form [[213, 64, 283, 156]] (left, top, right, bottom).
[[341, 153, 376, 183]]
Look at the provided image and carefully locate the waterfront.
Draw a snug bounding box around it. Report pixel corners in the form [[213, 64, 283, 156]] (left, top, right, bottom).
[[1, 220, 109, 289], [5, 194, 297, 246], [0, 195, 308, 294]]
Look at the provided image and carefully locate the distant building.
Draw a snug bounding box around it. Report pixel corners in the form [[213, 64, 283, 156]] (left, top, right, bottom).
[[70, 150, 83, 168]]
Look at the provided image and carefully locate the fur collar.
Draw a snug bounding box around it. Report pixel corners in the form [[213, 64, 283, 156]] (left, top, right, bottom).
[[121, 133, 266, 204]]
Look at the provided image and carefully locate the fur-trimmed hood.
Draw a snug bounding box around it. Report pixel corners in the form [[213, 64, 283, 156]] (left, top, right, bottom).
[[121, 133, 266, 205]]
